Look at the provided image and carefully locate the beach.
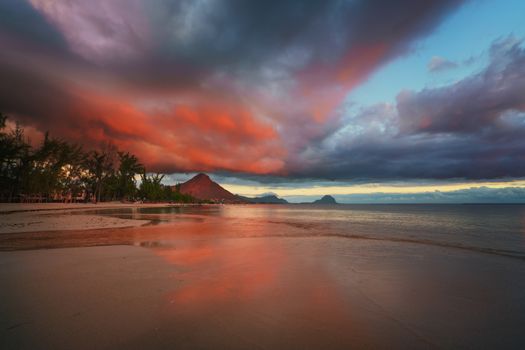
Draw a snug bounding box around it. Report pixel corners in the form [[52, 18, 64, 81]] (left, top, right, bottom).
[[1, 204, 525, 349], [0, 203, 191, 234], [3, 0, 525, 348]]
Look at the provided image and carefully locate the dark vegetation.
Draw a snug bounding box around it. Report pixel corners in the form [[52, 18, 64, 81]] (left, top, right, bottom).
[[0, 113, 194, 203]]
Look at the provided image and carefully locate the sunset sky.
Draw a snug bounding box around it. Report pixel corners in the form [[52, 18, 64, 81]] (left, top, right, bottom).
[[1, 0, 525, 202]]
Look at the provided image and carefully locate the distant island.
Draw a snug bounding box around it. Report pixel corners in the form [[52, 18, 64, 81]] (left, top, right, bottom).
[[312, 195, 338, 204], [237, 194, 288, 204], [173, 173, 245, 203], [174, 173, 336, 205], [174, 174, 289, 204]]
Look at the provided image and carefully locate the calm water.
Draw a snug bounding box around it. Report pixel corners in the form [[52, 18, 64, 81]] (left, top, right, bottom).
[[77, 204, 525, 259]]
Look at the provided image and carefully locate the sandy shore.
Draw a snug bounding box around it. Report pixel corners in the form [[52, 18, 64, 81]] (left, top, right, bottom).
[[0, 245, 179, 349], [0, 202, 186, 214], [1, 237, 525, 349], [1, 204, 525, 348], [0, 203, 179, 234]]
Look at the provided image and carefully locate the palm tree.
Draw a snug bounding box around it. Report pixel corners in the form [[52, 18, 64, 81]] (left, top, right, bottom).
[[116, 151, 144, 201]]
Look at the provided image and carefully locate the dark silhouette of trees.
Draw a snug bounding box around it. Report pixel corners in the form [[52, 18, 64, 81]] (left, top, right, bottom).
[[116, 152, 144, 201], [0, 113, 195, 203], [83, 145, 119, 203], [138, 173, 165, 202], [24, 133, 85, 201], [1, 114, 31, 201]]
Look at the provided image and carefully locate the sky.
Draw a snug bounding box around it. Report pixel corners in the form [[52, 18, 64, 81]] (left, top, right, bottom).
[[1, 0, 525, 203]]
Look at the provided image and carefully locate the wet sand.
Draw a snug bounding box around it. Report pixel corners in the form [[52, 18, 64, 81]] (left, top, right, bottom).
[[0, 203, 197, 234], [0, 202, 192, 214], [2, 236, 525, 349], [2, 205, 525, 349]]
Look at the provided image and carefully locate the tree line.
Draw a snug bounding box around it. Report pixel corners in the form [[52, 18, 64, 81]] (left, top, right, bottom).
[[0, 113, 194, 203]]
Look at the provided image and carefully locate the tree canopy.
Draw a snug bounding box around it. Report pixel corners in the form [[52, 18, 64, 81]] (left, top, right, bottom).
[[0, 113, 194, 203]]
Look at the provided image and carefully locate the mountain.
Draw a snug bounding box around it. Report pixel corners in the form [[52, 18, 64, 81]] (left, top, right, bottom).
[[240, 194, 288, 204], [312, 195, 338, 204], [174, 173, 244, 203]]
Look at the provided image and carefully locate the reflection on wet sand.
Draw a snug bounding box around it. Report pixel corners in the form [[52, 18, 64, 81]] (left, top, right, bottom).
[[150, 238, 394, 349], [132, 236, 524, 349]]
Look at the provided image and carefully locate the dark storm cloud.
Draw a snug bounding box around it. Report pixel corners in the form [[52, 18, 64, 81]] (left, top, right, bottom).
[[399, 36, 525, 134], [0, 0, 67, 50], [1, 0, 464, 87], [290, 36, 525, 181], [1, 0, 466, 177], [152, 0, 463, 65]]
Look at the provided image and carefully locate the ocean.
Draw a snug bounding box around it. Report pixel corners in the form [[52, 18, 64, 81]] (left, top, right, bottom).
[[79, 203, 525, 259]]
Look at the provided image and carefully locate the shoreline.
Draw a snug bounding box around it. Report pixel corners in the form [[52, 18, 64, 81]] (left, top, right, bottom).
[[0, 202, 205, 215], [0, 203, 184, 234]]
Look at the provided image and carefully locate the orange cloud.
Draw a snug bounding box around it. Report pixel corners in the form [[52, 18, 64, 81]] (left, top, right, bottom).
[[42, 82, 286, 174]]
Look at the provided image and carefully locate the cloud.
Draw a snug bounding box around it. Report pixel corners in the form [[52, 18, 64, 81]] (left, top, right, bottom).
[[0, 60, 285, 174], [28, 0, 151, 63], [427, 56, 458, 72], [399, 36, 525, 134], [325, 186, 525, 204], [289, 36, 525, 181], [1, 0, 464, 177], [279, 186, 525, 203], [0, 0, 67, 51]]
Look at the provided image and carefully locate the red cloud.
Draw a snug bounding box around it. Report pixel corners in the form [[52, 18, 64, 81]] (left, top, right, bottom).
[[15, 78, 286, 174]]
